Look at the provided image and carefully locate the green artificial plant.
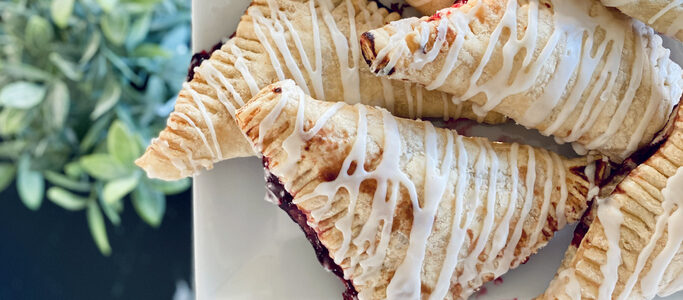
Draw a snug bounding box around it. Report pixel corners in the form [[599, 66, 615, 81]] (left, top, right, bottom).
[[0, 0, 192, 255]]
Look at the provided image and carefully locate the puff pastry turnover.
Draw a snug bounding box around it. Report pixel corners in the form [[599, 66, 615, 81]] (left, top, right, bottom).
[[601, 0, 683, 42], [134, 0, 506, 181], [236, 80, 601, 300], [539, 106, 683, 300], [360, 0, 683, 162]]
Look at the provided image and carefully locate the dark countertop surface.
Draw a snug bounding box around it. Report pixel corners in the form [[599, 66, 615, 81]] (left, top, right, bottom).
[[0, 185, 192, 300]]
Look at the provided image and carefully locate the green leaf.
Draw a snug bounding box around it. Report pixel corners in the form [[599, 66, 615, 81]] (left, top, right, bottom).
[[122, 0, 163, 5], [87, 201, 112, 256], [0, 163, 16, 193], [0, 81, 47, 109], [132, 43, 170, 58], [99, 197, 121, 225], [25, 16, 54, 53], [126, 12, 151, 48], [44, 170, 90, 192], [100, 10, 130, 46], [49, 53, 83, 81], [102, 48, 142, 85], [51, 0, 75, 28], [45, 80, 70, 129], [91, 79, 121, 120], [47, 187, 88, 210], [80, 114, 111, 152], [132, 183, 165, 227], [102, 173, 139, 204], [0, 140, 26, 159], [0, 108, 31, 136], [64, 161, 84, 178], [0, 64, 53, 82], [80, 32, 101, 65], [97, 0, 119, 13], [107, 120, 140, 166], [148, 178, 190, 195], [80, 153, 129, 180], [17, 155, 44, 211]]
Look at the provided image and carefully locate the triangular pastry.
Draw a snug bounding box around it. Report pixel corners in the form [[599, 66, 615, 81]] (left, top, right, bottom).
[[539, 106, 683, 300], [600, 0, 683, 42], [236, 80, 601, 299], [360, 0, 683, 162], [134, 0, 506, 181]]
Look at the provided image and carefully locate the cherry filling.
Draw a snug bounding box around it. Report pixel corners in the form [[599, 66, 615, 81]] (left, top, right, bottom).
[[263, 158, 359, 300], [187, 39, 227, 81]]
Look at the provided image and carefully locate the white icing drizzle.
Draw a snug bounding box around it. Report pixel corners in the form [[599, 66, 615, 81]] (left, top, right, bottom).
[[174, 112, 215, 158], [490, 143, 520, 276], [320, 0, 362, 104], [585, 160, 600, 201], [380, 78, 395, 113], [280, 90, 344, 187], [372, 0, 682, 160], [182, 84, 223, 160], [596, 196, 624, 300], [640, 167, 683, 298], [255, 81, 575, 299], [151, 137, 198, 177], [404, 82, 415, 118], [253, 3, 312, 96], [506, 145, 537, 268], [386, 123, 453, 299], [251, 8, 286, 81], [520, 149, 554, 259], [194, 61, 243, 118], [430, 134, 470, 300], [229, 44, 260, 97], [457, 139, 499, 291], [648, 0, 683, 26], [590, 167, 683, 299]]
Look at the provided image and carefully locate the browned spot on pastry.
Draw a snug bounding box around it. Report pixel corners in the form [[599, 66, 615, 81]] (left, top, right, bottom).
[[570, 165, 588, 181], [347, 161, 358, 175], [421, 282, 432, 295], [320, 167, 340, 182], [273, 87, 282, 93], [548, 214, 558, 232], [360, 179, 377, 195], [360, 32, 376, 66]]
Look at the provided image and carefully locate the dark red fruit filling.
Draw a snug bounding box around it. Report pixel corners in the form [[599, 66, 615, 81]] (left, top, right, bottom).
[[263, 158, 359, 300], [187, 40, 226, 81], [428, 0, 465, 22], [452, 0, 468, 8]]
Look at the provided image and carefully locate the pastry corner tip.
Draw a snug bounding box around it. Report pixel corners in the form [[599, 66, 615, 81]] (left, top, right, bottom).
[[135, 147, 186, 181]]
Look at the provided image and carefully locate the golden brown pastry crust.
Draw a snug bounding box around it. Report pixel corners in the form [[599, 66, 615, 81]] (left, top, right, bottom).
[[135, 0, 506, 180], [540, 106, 683, 300], [360, 0, 683, 163], [406, 0, 456, 16], [237, 80, 596, 300], [601, 0, 683, 42]]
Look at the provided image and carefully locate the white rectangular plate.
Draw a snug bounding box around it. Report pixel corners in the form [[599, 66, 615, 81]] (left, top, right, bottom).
[[190, 0, 683, 298]]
